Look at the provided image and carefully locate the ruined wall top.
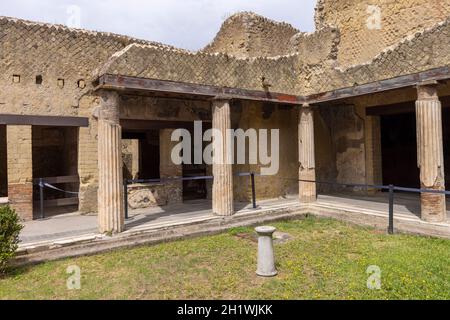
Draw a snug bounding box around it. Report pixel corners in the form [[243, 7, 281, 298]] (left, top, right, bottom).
[[315, 0, 450, 67], [1, 3, 450, 117], [0, 16, 184, 116], [202, 12, 300, 58]]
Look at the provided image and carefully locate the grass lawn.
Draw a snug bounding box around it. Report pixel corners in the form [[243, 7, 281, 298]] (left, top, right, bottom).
[[1, 216, 449, 300]]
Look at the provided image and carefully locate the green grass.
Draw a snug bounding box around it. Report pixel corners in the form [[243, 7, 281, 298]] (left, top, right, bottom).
[[1, 216, 449, 300]]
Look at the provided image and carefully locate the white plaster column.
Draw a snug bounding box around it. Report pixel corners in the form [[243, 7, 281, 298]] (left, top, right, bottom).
[[212, 99, 234, 216], [416, 82, 447, 222], [299, 104, 317, 203], [97, 90, 125, 233]]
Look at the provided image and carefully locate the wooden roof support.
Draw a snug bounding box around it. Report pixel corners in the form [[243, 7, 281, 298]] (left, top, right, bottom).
[[95, 74, 305, 105], [0, 114, 89, 127], [94, 66, 450, 106]]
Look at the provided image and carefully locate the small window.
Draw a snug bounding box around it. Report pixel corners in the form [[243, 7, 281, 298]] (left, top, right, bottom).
[[36, 75, 43, 85], [77, 79, 86, 89]]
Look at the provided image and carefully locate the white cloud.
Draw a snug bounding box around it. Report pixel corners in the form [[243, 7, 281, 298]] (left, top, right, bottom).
[[0, 0, 317, 50]]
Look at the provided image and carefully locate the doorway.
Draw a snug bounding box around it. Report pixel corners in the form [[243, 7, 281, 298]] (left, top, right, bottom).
[[32, 126, 79, 216], [380, 112, 420, 188]]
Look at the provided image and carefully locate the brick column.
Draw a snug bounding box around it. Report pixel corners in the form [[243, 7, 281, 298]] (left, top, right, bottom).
[[299, 104, 317, 203], [212, 99, 234, 216], [416, 82, 446, 222], [7, 125, 33, 221], [160, 129, 183, 204], [97, 90, 124, 233]]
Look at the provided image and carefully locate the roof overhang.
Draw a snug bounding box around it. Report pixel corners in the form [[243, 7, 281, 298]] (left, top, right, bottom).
[[94, 66, 450, 106], [94, 74, 306, 105]]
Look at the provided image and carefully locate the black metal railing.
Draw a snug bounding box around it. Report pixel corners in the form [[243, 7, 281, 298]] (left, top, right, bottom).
[[121, 172, 449, 234], [295, 178, 450, 235], [124, 172, 258, 220], [33, 175, 80, 219]]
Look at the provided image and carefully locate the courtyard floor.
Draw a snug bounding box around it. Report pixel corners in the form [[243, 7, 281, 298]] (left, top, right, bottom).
[[2, 217, 449, 300], [20, 192, 450, 247]]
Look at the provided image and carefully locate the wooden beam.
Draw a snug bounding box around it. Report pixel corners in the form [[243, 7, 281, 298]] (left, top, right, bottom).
[[307, 66, 450, 104], [96, 74, 305, 105], [95, 66, 450, 106], [0, 114, 89, 127], [366, 95, 450, 116], [121, 119, 212, 131]]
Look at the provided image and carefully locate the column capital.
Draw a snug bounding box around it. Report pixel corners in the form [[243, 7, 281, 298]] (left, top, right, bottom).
[[301, 103, 317, 111], [416, 81, 439, 101], [212, 96, 232, 103], [97, 90, 121, 122], [301, 103, 311, 108]]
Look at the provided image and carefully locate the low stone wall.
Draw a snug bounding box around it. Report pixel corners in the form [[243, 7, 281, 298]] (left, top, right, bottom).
[[127, 183, 182, 210]]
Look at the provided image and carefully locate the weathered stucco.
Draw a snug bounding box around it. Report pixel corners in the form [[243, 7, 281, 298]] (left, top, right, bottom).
[[315, 0, 450, 67], [233, 101, 298, 202], [1, 0, 450, 220], [203, 12, 299, 58]]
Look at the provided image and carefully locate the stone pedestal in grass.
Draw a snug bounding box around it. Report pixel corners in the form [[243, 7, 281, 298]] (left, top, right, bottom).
[[255, 226, 277, 277]]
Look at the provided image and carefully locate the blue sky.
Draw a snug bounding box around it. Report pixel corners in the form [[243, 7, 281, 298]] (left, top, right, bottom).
[[0, 0, 317, 50]]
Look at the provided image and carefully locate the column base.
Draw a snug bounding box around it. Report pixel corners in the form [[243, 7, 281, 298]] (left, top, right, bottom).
[[299, 169, 317, 203], [421, 192, 447, 223]]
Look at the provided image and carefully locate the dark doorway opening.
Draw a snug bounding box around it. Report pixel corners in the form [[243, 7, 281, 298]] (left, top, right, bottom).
[[0, 125, 7, 197], [122, 130, 160, 181], [182, 128, 207, 201], [380, 112, 420, 188], [32, 126, 79, 217]]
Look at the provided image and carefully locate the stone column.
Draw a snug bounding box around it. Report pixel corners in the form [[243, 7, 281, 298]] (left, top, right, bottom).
[[299, 104, 317, 203], [97, 90, 124, 233], [7, 125, 33, 221], [416, 82, 446, 222], [160, 129, 183, 204], [212, 99, 234, 216]]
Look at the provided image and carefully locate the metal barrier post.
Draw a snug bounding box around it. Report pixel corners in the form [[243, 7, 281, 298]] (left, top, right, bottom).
[[251, 172, 257, 209], [39, 178, 45, 219], [124, 179, 129, 220], [388, 184, 394, 235]]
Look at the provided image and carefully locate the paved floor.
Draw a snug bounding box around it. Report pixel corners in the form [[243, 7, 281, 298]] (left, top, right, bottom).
[[20, 197, 299, 244], [19, 192, 450, 246], [319, 192, 450, 220]]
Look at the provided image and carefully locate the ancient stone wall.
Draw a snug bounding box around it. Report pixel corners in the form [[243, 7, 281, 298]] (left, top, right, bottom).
[[7, 125, 33, 220], [233, 101, 298, 202], [77, 95, 99, 213], [305, 16, 450, 95], [315, 105, 366, 189], [315, 0, 450, 67], [99, 43, 301, 95], [0, 16, 177, 116], [203, 12, 299, 58], [289, 26, 340, 65], [314, 108, 337, 192], [159, 129, 183, 205], [122, 139, 139, 181]]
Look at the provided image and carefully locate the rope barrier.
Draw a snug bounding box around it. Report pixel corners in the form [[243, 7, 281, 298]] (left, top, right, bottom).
[[41, 182, 79, 195], [35, 172, 448, 233]]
